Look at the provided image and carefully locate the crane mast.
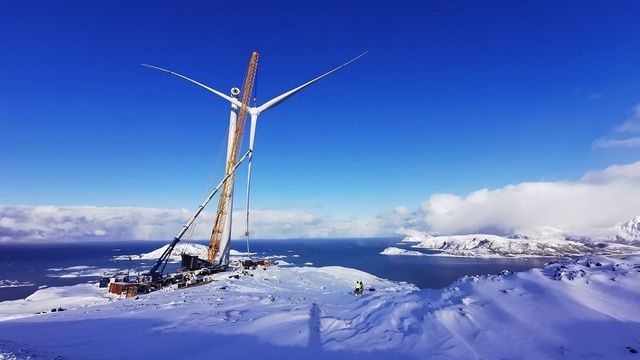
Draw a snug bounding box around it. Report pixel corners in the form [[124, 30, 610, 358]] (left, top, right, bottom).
[[208, 52, 259, 265]]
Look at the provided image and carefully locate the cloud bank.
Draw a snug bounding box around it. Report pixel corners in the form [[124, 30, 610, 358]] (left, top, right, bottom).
[[0, 205, 417, 243], [419, 161, 640, 236], [1, 162, 639, 243]]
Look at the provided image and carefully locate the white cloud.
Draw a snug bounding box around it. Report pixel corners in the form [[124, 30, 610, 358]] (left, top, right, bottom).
[[2, 162, 639, 243], [418, 161, 640, 236], [0, 205, 417, 243], [0, 206, 192, 243], [581, 161, 640, 183], [593, 104, 640, 149]]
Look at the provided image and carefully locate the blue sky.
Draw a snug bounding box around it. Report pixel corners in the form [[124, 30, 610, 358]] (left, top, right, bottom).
[[2, 0, 639, 219]]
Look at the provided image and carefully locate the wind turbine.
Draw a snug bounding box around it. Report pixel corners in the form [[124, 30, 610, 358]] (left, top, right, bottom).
[[143, 51, 366, 156], [143, 51, 366, 272]]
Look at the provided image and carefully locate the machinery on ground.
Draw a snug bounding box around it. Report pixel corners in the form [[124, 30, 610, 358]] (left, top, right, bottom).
[[105, 51, 366, 296]]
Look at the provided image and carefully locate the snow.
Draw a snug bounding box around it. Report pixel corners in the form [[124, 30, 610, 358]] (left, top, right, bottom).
[[230, 249, 256, 256], [614, 215, 640, 243], [46, 266, 120, 278], [114, 242, 209, 262], [47, 265, 94, 271], [397, 215, 640, 257], [401, 232, 432, 243], [0, 340, 60, 360], [1, 256, 639, 359], [0, 283, 114, 321], [511, 226, 567, 242], [566, 216, 640, 246], [380, 247, 427, 256], [114, 243, 256, 263], [264, 255, 288, 259], [0, 280, 34, 289], [403, 233, 640, 258]]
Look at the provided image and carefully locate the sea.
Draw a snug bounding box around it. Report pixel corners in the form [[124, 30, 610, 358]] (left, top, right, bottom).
[[0, 238, 551, 302]]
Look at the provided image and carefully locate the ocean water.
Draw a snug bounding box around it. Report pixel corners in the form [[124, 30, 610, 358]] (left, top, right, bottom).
[[0, 238, 551, 302]]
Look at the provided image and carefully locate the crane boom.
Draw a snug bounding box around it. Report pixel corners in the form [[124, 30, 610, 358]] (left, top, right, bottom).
[[146, 149, 252, 277], [208, 52, 259, 265]]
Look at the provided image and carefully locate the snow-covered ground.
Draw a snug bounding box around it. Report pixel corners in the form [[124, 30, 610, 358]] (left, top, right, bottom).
[[0, 283, 114, 322], [1, 256, 639, 359]]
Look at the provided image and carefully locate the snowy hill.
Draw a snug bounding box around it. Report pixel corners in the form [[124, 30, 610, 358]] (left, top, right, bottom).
[[114, 243, 254, 263], [1, 257, 639, 359], [114, 243, 208, 262], [402, 233, 640, 258], [379, 247, 427, 256]]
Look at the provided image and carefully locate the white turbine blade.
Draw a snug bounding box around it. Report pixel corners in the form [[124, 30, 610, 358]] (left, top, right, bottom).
[[141, 64, 243, 107], [256, 51, 367, 114]]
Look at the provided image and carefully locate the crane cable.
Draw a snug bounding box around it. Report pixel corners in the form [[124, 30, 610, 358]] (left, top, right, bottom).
[[182, 217, 197, 253], [244, 61, 259, 256], [183, 119, 230, 256]]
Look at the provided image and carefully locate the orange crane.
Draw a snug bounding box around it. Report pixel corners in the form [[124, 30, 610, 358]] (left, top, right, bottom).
[[208, 52, 259, 265]]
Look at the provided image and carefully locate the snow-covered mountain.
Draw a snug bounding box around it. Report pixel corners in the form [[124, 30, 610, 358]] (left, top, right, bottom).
[[379, 247, 427, 256], [613, 216, 640, 243], [406, 234, 593, 257], [398, 216, 640, 258], [401, 233, 640, 258]]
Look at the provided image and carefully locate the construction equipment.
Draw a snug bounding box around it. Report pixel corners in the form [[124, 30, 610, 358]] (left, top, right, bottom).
[[130, 50, 366, 287]]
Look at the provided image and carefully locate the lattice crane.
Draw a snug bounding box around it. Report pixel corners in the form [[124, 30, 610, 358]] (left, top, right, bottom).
[[208, 52, 259, 265]]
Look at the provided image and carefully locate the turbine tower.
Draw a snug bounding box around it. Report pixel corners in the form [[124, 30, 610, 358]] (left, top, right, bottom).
[[143, 51, 366, 270]]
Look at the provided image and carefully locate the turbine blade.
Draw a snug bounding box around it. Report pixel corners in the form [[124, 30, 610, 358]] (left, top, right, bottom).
[[256, 51, 367, 114], [141, 64, 242, 107]]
